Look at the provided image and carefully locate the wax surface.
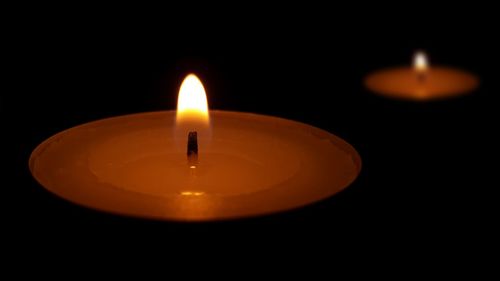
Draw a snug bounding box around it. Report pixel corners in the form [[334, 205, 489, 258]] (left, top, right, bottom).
[[365, 67, 478, 101], [30, 111, 361, 221]]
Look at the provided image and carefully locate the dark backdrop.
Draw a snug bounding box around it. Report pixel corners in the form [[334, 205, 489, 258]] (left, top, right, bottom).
[[3, 5, 498, 254]]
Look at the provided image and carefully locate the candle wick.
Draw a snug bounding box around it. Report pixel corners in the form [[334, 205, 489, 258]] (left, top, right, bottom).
[[417, 71, 427, 83], [187, 131, 198, 166]]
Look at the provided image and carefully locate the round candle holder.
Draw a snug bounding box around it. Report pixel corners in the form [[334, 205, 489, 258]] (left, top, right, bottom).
[[365, 67, 478, 101], [30, 110, 361, 221]]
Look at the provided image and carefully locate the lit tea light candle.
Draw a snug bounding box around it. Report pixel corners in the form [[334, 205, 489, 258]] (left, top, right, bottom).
[[365, 51, 479, 101], [30, 74, 361, 221]]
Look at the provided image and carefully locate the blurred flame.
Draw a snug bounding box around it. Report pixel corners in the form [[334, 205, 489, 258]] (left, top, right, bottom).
[[414, 51, 428, 72], [177, 74, 209, 124]]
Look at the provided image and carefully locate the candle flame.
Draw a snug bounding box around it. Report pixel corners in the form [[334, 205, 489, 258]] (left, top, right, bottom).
[[414, 51, 428, 72], [177, 74, 209, 124]]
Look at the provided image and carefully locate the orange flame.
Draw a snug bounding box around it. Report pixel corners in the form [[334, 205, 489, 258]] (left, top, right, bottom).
[[176, 74, 209, 124]]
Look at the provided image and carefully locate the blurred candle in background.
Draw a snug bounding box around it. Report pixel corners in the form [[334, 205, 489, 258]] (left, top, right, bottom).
[[365, 51, 479, 101]]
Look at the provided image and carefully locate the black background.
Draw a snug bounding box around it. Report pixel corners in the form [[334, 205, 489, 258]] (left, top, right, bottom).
[[3, 4, 498, 254]]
